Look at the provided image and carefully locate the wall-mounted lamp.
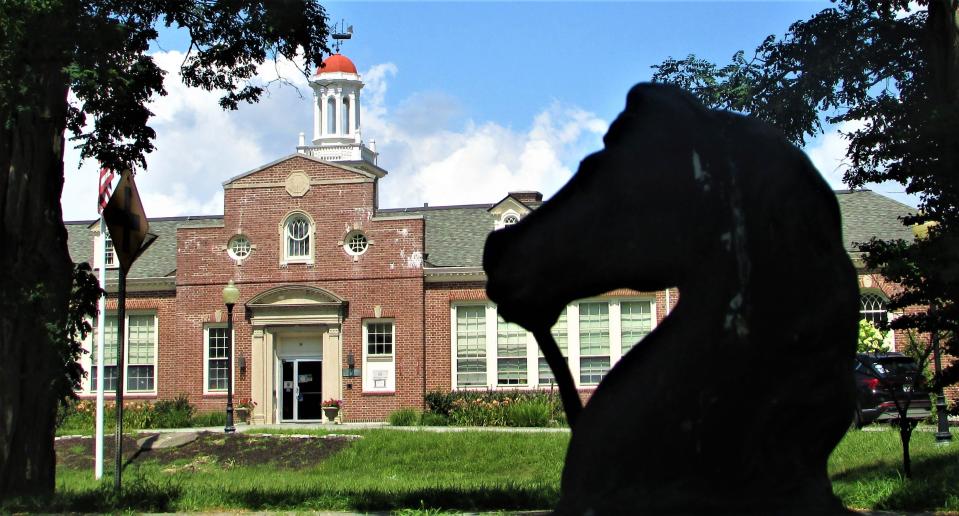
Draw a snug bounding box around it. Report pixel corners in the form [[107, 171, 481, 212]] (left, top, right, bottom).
[[238, 356, 246, 374], [347, 352, 356, 378]]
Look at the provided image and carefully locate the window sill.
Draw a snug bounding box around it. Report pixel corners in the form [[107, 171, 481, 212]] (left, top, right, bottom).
[[78, 392, 157, 398]]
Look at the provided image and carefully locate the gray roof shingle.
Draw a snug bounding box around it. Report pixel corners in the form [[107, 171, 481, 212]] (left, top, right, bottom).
[[65, 216, 223, 280], [64, 190, 917, 274], [835, 190, 916, 252]]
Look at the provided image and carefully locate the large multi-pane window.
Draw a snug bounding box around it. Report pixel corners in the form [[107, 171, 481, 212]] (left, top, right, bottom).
[[206, 327, 229, 392], [105, 236, 117, 267], [860, 293, 888, 326], [497, 317, 527, 385], [364, 321, 395, 392], [453, 299, 654, 390], [455, 306, 487, 387], [89, 314, 155, 393], [538, 308, 568, 385], [620, 301, 652, 355], [126, 315, 155, 391], [90, 317, 119, 391], [284, 213, 312, 262], [579, 303, 610, 385]]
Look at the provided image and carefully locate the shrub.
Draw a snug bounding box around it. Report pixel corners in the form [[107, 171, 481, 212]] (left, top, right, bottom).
[[388, 408, 420, 426], [426, 390, 565, 427], [190, 411, 227, 427], [506, 399, 552, 427], [152, 394, 195, 428], [419, 412, 448, 426], [424, 391, 456, 417]]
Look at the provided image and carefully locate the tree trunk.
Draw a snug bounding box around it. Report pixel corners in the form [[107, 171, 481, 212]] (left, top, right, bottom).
[[0, 6, 75, 497], [899, 422, 914, 479]]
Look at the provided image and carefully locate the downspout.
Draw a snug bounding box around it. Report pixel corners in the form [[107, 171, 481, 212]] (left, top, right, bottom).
[[665, 288, 672, 316]]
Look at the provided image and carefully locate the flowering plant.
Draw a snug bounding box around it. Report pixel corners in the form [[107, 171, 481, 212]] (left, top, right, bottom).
[[322, 398, 342, 409]]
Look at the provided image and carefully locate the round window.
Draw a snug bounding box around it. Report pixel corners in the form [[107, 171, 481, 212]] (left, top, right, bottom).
[[503, 214, 520, 226], [345, 231, 369, 256], [228, 235, 252, 260]]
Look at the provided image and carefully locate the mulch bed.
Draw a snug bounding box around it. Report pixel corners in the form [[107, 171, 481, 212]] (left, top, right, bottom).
[[56, 432, 353, 471]]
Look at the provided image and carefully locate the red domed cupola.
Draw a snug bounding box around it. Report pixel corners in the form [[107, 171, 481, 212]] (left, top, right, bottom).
[[317, 54, 357, 75]]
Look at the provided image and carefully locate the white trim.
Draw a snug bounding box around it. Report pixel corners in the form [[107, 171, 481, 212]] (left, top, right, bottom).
[[280, 211, 316, 265], [203, 324, 236, 395], [449, 297, 657, 391], [82, 311, 158, 397], [362, 319, 396, 393]]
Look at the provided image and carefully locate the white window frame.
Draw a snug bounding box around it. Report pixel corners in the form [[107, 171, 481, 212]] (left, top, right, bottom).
[[82, 311, 158, 396], [280, 211, 315, 265], [450, 297, 657, 390], [362, 319, 396, 393], [495, 209, 522, 230], [203, 325, 236, 395], [93, 233, 119, 269]]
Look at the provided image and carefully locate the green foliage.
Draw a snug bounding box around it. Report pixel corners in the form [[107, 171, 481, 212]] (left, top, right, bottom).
[[426, 390, 565, 427], [505, 399, 553, 428], [151, 395, 195, 429], [387, 408, 420, 426], [189, 411, 227, 428], [651, 0, 959, 388], [418, 412, 448, 427], [56, 396, 225, 433], [858, 319, 890, 352]]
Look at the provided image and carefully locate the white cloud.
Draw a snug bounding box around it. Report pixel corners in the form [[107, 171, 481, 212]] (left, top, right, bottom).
[[804, 120, 920, 208], [61, 50, 313, 221], [360, 64, 607, 207], [61, 56, 607, 221]]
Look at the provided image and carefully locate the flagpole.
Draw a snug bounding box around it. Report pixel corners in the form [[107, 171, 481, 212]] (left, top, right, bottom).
[[95, 217, 107, 480]]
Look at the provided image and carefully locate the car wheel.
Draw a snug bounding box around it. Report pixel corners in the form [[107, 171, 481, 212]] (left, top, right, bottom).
[[853, 405, 864, 429]]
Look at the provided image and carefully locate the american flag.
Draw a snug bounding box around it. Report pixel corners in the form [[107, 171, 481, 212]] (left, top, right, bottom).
[[97, 167, 114, 214]]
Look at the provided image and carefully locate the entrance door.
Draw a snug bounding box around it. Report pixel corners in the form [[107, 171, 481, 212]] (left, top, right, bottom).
[[280, 359, 323, 421]]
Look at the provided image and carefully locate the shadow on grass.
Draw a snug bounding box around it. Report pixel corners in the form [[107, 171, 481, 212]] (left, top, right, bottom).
[[231, 484, 559, 512], [832, 452, 959, 512], [4, 479, 556, 513]]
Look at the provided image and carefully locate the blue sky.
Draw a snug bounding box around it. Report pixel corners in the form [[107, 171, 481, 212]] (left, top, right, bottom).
[[61, 1, 918, 221]]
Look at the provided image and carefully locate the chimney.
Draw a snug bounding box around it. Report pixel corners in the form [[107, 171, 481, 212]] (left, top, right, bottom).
[[509, 191, 543, 204]]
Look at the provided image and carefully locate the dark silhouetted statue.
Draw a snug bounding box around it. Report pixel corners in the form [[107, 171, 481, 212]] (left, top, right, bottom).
[[484, 83, 858, 515]]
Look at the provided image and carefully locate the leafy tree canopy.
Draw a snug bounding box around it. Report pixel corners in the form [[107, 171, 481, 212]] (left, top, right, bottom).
[[1, 0, 331, 173], [651, 0, 959, 385]]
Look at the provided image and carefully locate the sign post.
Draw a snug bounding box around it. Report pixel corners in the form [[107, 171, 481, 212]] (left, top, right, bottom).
[[102, 170, 156, 493]]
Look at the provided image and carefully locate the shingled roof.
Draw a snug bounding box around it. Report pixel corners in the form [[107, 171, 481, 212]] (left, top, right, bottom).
[[63, 190, 916, 276], [835, 190, 915, 253], [65, 216, 223, 281]]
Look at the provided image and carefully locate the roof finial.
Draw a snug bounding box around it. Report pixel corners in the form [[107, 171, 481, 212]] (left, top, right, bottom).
[[331, 19, 353, 54]]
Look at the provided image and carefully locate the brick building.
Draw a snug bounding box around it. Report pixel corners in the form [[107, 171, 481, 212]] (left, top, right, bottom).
[[65, 54, 920, 423]]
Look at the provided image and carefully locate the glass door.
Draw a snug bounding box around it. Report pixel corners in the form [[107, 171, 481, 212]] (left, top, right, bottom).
[[280, 359, 323, 421]]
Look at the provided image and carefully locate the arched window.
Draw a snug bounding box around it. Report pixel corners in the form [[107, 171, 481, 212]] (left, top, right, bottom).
[[284, 213, 313, 263], [327, 97, 336, 134], [860, 293, 888, 326], [342, 98, 351, 135]]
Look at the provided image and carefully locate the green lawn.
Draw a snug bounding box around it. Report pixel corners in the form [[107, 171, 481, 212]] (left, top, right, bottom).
[[6, 426, 959, 512]]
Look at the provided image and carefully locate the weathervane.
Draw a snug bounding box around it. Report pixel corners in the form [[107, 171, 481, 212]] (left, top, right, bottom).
[[331, 19, 353, 54]]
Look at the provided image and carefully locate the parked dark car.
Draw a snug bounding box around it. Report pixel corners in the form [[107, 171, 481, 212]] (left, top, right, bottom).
[[853, 352, 932, 428]]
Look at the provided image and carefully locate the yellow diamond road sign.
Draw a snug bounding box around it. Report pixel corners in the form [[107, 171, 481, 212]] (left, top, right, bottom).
[[103, 170, 151, 273]]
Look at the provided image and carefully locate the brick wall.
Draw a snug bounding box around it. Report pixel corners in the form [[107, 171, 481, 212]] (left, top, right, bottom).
[[174, 156, 428, 419]]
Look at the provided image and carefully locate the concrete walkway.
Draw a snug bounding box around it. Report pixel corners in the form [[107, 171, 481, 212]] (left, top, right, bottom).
[[123, 422, 571, 434]]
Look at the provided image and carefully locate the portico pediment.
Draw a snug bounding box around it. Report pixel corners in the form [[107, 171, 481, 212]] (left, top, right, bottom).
[[246, 285, 346, 326]]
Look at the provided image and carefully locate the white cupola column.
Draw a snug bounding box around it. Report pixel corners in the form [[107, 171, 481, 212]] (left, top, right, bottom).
[[349, 91, 358, 142], [334, 90, 343, 136], [313, 94, 321, 141]]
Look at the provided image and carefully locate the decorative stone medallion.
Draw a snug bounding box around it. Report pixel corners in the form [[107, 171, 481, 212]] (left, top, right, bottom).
[[285, 171, 311, 197]]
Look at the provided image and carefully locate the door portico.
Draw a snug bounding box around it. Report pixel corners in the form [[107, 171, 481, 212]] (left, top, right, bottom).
[[245, 285, 346, 424]]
